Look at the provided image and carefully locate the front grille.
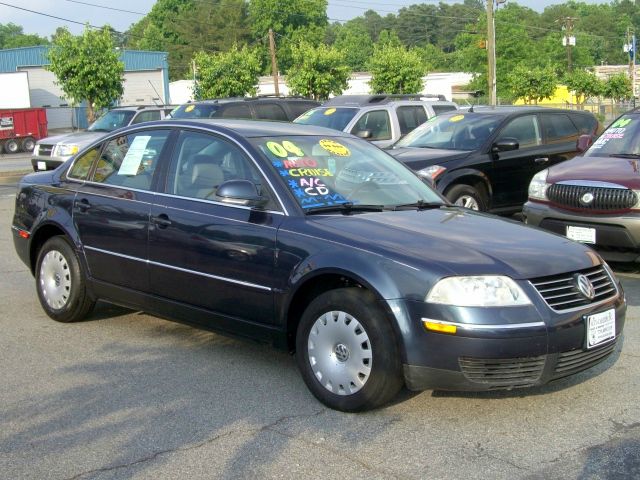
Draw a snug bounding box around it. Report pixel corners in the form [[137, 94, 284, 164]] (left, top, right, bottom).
[[547, 183, 637, 211], [459, 356, 545, 388], [553, 340, 617, 378], [38, 144, 55, 157], [530, 265, 617, 311]]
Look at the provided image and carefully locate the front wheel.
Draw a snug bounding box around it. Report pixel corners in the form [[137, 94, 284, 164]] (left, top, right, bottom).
[[445, 184, 487, 211], [35, 236, 95, 322], [296, 288, 403, 412]]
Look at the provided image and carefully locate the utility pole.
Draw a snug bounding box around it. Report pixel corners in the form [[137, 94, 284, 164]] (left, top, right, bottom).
[[486, 0, 497, 106], [268, 29, 280, 96], [625, 27, 636, 100], [561, 17, 577, 72]]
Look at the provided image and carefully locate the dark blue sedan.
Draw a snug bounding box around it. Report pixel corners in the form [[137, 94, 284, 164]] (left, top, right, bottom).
[[12, 120, 626, 411]]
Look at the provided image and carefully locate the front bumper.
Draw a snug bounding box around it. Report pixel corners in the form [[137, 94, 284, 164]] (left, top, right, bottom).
[[523, 201, 640, 262], [31, 154, 70, 172]]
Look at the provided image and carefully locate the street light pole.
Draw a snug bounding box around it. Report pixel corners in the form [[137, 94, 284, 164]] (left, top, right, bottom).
[[487, 0, 497, 106]]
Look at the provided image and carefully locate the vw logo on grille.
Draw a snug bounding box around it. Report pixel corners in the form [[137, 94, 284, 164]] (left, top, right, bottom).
[[575, 274, 596, 300], [580, 192, 595, 206]]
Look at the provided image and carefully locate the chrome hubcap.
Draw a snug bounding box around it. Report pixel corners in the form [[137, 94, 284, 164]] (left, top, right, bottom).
[[455, 195, 479, 210], [307, 310, 372, 396], [39, 250, 71, 310]]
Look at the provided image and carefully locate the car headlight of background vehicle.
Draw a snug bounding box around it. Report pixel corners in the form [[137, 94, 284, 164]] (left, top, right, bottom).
[[33, 144, 40, 155], [426, 276, 531, 307], [417, 165, 446, 181], [56, 144, 79, 157], [528, 169, 549, 201]]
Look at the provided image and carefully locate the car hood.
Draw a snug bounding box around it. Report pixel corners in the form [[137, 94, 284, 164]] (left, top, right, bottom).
[[37, 131, 105, 147], [308, 207, 599, 279], [547, 155, 640, 189], [388, 147, 471, 166]]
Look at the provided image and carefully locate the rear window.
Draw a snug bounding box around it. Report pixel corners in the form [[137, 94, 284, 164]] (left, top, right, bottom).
[[541, 113, 579, 143], [570, 112, 598, 135], [254, 103, 288, 121], [294, 107, 358, 132], [397, 106, 428, 135]]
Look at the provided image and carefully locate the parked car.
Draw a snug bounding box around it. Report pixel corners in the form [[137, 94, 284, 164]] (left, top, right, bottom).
[[388, 106, 602, 213], [168, 96, 319, 122], [31, 105, 175, 171], [524, 110, 640, 263], [13, 119, 625, 411], [293, 94, 458, 148]]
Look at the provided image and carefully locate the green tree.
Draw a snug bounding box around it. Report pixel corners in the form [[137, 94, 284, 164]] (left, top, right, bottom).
[[286, 42, 350, 100], [333, 23, 373, 71], [602, 72, 633, 102], [47, 26, 124, 123], [193, 44, 261, 99], [506, 64, 556, 104], [564, 69, 604, 108], [0, 23, 48, 48], [368, 43, 426, 94]]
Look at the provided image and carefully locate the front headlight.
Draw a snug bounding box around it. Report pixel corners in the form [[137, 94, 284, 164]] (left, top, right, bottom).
[[426, 276, 531, 307], [56, 144, 79, 156], [33, 144, 40, 155], [417, 165, 446, 180], [528, 169, 549, 201]]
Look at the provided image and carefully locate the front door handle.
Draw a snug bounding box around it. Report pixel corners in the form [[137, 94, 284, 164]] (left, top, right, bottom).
[[151, 214, 172, 228], [534, 157, 549, 164], [75, 198, 91, 212]]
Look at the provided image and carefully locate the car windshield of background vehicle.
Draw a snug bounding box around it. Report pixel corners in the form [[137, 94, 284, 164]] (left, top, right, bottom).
[[168, 104, 220, 119], [252, 135, 444, 211], [394, 113, 502, 151], [293, 107, 359, 132], [585, 115, 640, 157], [88, 110, 136, 132]]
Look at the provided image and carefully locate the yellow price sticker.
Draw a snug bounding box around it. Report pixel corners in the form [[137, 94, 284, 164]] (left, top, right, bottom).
[[324, 108, 336, 116], [184, 104, 195, 113], [319, 139, 350, 157], [449, 114, 465, 123]]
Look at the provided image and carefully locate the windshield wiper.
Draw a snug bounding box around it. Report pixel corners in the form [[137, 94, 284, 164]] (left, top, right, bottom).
[[391, 200, 444, 211], [88, 128, 111, 132], [305, 202, 385, 215], [609, 153, 640, 158]]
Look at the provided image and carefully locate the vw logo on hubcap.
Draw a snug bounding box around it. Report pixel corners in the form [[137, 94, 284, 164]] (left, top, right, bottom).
[[580, 192, 595, 206], [575, 274, 596, 300], [334, 343, 350, 362]]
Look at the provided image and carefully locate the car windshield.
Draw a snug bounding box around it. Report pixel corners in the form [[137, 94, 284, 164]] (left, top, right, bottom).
[[585, 115, 640, 157], [394, 113, 502, 151], [88, 110, 136, 132], [252, 135, 444, 211], [168, 104, 220, 119], [293, 107, 359, 132]]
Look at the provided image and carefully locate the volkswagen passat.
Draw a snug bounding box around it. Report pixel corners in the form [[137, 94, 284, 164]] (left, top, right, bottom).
[[12, 120, 626, 411]]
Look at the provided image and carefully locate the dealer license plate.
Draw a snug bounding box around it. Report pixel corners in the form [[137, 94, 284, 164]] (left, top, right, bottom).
[[567, 225, 596, 244], [37, 161, 46, 171], [586, 309, 615, 348]]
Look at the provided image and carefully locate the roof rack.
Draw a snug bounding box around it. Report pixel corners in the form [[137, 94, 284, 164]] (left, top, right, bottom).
[[324, 94, 447, 106]]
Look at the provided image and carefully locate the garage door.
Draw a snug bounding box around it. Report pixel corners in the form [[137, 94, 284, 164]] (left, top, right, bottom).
[[121, 70, 165, 106], [18, 67, 73, 129]]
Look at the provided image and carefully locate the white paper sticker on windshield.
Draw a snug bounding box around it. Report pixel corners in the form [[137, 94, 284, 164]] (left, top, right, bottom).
[[118, 135, 151, 175]]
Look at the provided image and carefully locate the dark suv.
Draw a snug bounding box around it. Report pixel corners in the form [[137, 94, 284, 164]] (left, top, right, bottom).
[[168, 96, 319, 122], [388, 107, 602, 213]]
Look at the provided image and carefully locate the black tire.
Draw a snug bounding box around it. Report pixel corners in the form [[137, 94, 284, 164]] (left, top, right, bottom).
[[445, 184, 488, 211], [4, 138, 19, 154], [21, 137, 35, 152], [35, 236, 95, 323], [295, 288, 403, 412]]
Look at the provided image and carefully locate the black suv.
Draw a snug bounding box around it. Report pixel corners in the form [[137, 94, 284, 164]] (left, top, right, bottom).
[[388, 106, 602, 213], [168, 96, 319, 121]]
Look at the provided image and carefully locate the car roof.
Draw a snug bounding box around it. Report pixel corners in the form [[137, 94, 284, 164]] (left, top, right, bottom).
[[186, 97, 316, 105], [154, 118, 353, 138], [458, 106, 593, 115], [323, 94, 449, 106], [111, 105, 169, 112]]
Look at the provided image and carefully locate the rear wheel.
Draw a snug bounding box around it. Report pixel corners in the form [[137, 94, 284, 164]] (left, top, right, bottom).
[[21, 137, 35, 152], [35, 236, 95, 322], [4, 138, 19, 154], [445, 184, 488, 211], [296, 288, 403, 412]]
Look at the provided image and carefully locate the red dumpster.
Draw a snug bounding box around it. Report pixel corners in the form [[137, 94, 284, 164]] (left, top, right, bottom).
[[0, 108, 48, 154]]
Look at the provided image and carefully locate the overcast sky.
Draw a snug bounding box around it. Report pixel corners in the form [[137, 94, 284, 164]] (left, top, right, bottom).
[[4, 0, 610, 38]]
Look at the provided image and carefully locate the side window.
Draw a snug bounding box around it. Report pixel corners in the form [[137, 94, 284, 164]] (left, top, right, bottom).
[[287, 102, 318, 119], [68, 146, 100, 180], [541, 114, 579, 144], [350, 110, 392, 141], [254, 103, 288, 121], [131, 110, 161, 125], [497, 115, 541, 148], [397, 106, 428, 135], [91, 129, 170, 190], [167, 130, 274, 206], [219, 104, 253, 119], [570, 113, 597, 135]]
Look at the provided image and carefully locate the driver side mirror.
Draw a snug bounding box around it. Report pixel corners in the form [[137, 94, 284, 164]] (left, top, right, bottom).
[[491, 137, 519, 153], [576, 134, 593, 153], [216, 179, 267, 208], [355, 129, 372, 139]]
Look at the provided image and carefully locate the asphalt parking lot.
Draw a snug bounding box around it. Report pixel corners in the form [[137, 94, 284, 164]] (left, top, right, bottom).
[[0, 185, 638, 480]]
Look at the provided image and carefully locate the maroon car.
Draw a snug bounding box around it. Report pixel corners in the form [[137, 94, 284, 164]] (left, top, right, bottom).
[[524, 111, 640, 262]]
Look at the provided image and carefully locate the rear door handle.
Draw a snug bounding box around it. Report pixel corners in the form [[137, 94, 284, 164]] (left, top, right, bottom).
[[151, 214, 172, 228], [75, 198, 91, 212], [534, 157, 549, 164]]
